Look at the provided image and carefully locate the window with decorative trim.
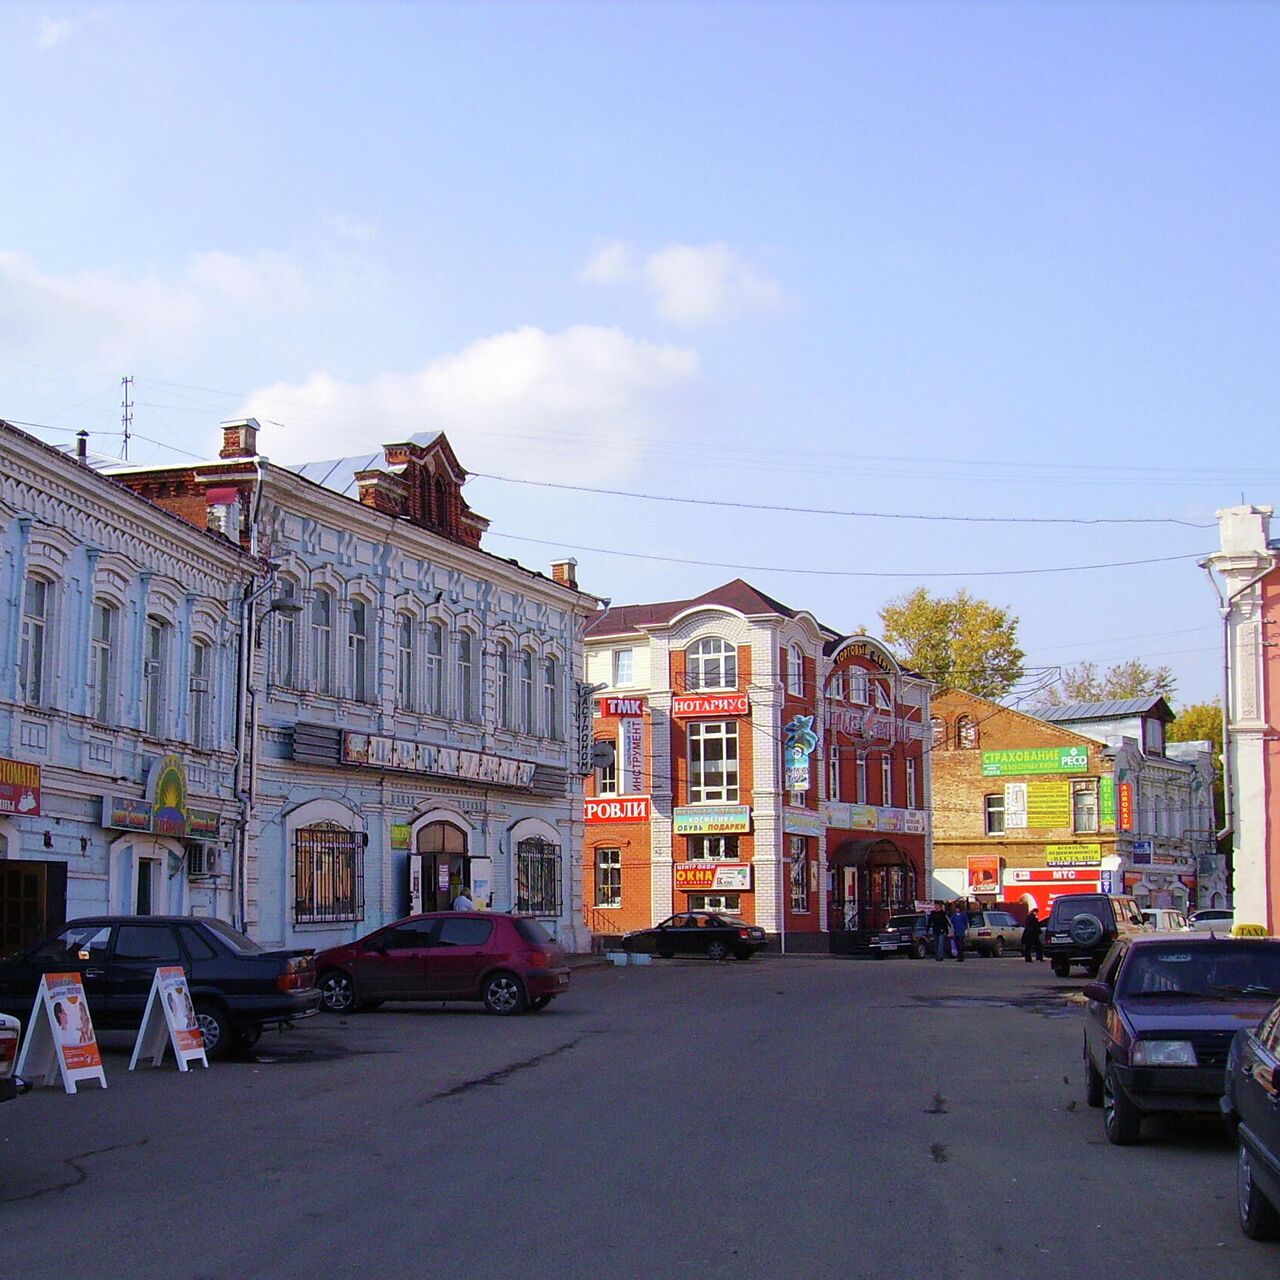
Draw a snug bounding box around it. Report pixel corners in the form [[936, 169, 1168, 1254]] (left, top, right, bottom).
[[594, 847, 621, 908], [294, 821, 365, 924], [516, 837, 561, 916], [956, 715, 978, 750], [849, 671, 869, 704], [396, 614, 416, 709], [143, 616, 170, 737], [273, 579, 299, 688], [595, 736, 618, 796], [543, 656, 561, 740], [856, 754, 868, 804], [984, 793, 1005, 836], [19, 575, 51, 706], [89, 599, 117, 724], [495, 641, 511, 728], [311, 589, 334, 695], [906, 758, 918, 809], [1072, 779, 1099, 833], [189, 639, 212, 748], [686, 637, 736, 691], [519, 650, 535, 731], [612, 648, 634, 687], [456, 631, 476, 721], [880, 753, 893, 806], [786, 643, 804, 697], [425, 622, 443, 714], [348, 600, 370, 702]]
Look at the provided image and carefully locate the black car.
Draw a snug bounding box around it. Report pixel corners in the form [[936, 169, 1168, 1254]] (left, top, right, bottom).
[[1045, 892, 1148, 977], [1223, 998, 1280, 1240], [0, 916, 320, 1059], [621, 912, 767, 961], [870, 913, 930, 959], [1082, 934, 1280, 1146]]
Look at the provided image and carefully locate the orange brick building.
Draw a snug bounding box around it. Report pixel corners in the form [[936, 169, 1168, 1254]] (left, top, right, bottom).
[[581, 580, 932, 947]]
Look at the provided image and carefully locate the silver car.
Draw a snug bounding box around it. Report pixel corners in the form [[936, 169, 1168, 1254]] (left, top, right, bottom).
[[965, 910, 1023, 957]]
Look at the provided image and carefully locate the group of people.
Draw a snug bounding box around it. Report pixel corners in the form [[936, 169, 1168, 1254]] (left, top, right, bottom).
[[926, 902, 1046, 963]]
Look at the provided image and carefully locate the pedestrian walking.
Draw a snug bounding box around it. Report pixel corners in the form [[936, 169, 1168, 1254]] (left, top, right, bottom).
[[1021, 908, 1044, 963], [950, 904, 969, 962], [928, 902, 950, 961]]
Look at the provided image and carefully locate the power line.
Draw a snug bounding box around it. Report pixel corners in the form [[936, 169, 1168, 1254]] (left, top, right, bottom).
[[468, 471, 1213, 529], [488, 530, 1207, 580]]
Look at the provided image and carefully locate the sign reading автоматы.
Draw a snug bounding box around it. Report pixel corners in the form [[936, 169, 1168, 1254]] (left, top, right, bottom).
[[981, 747, 1089, 777]]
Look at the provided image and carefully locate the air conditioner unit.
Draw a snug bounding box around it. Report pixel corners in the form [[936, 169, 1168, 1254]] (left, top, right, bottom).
[[186, 844, 216, 878]]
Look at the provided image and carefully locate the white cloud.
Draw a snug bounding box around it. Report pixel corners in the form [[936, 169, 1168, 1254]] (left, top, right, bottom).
[[582, 240, 785, 325], [36, 17, 76, 48], [0, 249, 314, 368], [235, 324, 700, 483]]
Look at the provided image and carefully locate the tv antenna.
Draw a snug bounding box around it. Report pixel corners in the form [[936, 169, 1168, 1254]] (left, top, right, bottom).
[[120, 375, 133, 460]]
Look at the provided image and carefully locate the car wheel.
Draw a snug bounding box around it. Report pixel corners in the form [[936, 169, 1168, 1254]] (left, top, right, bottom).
[[482, 971, 527, 1016], [193, 1001, 232, 1061], [319, 969, 356, 1014], [706, 941, 729, 962], [235, 1023, 262, 1051], [1103, 1063, 1142, 1145], [529, 996, 553, 1011], [1085, 1053, 1104, 1108], [1051, 958, 1071, 978], [913, 939, 928, 960], [1238, 1141, 1280, 1240], [1069, 913, 1104, 947], [992, 938, 1005, 958]]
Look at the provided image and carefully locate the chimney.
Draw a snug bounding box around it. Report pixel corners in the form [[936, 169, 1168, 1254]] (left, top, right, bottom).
[[75, 430, 88, 464], [219, 417, 261, 460], [551, 558, 578, 590]]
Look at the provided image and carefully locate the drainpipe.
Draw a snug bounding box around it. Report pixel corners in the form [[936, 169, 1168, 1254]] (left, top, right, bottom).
[[1200, 558, 1276, 851]]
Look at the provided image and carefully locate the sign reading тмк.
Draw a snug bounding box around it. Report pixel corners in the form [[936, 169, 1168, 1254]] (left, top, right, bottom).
[[981, 747, 1089, 777]]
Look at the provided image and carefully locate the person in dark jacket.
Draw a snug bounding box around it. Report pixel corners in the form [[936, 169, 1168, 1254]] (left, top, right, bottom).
[[1021, 908, 1044, 962], [949, 904, 969, 963], [928, 904, 950, 961]]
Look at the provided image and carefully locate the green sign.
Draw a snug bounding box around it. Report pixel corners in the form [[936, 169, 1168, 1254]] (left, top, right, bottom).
[[390, 823, 411, 851], [1099, 776, 1115, 825], [981, 747, 1089, 777]]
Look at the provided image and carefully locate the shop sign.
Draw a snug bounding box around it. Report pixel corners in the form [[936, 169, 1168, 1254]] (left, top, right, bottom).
[[1025, 781, 1071, 829], [1046, 843, 1102, 868], [1131, 839, 1153, 865], [844, 640, 896, 672], [674, 862, 752, 892], [981, 747, 1090, 777], [598, 696, 646, 718], [1008, 867, 1101, 885], [390, 823, 411, 850], [783, 715, 819, 791], [967, 855, 1002, 895], [1100, 776, 1116, 825], [672, 692, 750, 718], [105, 796, 153, 832], [1117, 783, 1134, 831], [622, 716, 645, 794], [102, 754, 220, 841], [584, 796, 652, 824], [342, 732, 536, 790], [784, 808, 825, 837], [902, 810, 929, 835], [826, 802, 928, 835], [673, 805, 752, 835], [1100, 869, 1115, 893], [0, 756, 41, 817]]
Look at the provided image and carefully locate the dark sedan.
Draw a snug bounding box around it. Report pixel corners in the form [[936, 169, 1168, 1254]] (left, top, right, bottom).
[[870, 913, 929, 959], [1223, 998, 1280, 1240], [1082, 934, 1280, 1145], [621, 912, 767, 961], [0, 916, 319, 1059]]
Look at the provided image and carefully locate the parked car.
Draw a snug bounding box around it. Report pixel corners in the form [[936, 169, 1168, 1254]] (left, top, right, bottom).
[[1142, 908, 1190, 932], [870, 913, 930, 959], [1082, 933, 1280, 1145], [966, 910, 1022, 957], [1223, 998, 1280, 1240], [621, 912, 768, 962], [1187, 908, 1236, 932], [315, 912, 570, 1015], [0, 1012, 28, 1103], [1044, 893, 1148, 977], [0, 916, 319, 1059]]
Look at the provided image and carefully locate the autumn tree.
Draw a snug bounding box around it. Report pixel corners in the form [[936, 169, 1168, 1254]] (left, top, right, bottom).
[[878, 588, 1024, 698], [1169, 702, 1225, 850], [1039, 659, 1177, 707]]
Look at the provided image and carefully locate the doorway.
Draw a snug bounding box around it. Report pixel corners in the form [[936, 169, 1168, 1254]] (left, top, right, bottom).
[[415, 821, 469, 912], [0, 859, 67, 957]]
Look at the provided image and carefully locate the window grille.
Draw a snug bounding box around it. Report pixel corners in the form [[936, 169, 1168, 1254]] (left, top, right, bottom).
[[516, 837, 561, 917], [294, 821, 365, 923]]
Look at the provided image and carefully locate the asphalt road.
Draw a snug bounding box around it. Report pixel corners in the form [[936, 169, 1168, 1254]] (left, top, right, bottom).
[[0, 954, 1271, 1280]]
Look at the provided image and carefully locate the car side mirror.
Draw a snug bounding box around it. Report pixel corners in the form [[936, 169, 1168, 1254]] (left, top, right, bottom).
[[1082, 981, 1112, 1004]]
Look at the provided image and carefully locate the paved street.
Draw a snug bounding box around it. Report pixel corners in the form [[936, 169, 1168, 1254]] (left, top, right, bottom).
[[0, 955, 1271, 1280]]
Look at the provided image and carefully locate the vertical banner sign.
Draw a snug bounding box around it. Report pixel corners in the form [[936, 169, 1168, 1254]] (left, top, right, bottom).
[[622, 716, 645, 795], [129, 966, 208, 1072], [17, 973, 107, 1093], [1003, 783, 1028, 830], [783, 715, 819, 792], [1117, 783, 1134, 832]]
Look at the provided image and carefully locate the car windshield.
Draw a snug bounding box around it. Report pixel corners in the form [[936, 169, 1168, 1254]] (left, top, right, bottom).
[[885, 916, 920, 929], [1117, 942, 1280, 998], [200, 918, 266, 955]]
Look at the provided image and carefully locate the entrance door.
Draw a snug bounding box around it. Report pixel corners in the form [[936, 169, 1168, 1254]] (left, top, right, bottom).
[[415, 822, 468, 912], [0, 860, 67, 958]]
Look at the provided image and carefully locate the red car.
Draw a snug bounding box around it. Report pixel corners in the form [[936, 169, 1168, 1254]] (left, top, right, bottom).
[[314, 912, 570, 1016]]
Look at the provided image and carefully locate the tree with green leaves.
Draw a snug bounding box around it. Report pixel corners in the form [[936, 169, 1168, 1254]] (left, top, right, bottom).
[[878, 588, 1024, 698], [1039, 658, 1177, 707]]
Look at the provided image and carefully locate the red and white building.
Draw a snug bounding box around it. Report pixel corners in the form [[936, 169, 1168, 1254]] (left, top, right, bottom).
[[581, 580, 932, 946]]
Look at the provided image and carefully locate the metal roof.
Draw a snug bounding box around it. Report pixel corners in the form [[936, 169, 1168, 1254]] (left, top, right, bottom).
[[285, 431, 441, 497], [1038, 696, 1173, 723]]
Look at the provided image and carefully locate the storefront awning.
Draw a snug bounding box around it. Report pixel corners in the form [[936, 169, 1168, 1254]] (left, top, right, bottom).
[[828, 837, 909, 868]]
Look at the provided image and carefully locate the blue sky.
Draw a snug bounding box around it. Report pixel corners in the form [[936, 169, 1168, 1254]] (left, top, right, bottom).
[[4, 1, 1279, 708]]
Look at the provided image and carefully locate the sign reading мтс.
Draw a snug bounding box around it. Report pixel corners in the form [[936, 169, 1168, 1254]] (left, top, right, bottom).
[[981, 747, 1089, 777]]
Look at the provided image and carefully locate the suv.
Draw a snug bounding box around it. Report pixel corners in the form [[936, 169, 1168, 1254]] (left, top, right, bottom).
[[1045, 893, 1147, 977], [870, 913, 930, 959], [966, 910, 1022, 957], [0, 916, 320, 1059]]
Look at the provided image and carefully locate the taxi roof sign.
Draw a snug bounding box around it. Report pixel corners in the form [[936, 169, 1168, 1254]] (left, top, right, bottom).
[[1231, 922, 1270, 938]]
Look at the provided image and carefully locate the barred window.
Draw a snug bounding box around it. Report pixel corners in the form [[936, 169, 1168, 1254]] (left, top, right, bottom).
[[294, 821, 365, 924], [516, 836, 561, 916]]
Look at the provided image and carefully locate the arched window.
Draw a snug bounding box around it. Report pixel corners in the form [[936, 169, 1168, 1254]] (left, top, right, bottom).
[[425, 622, 443, 714], [930, 717, 946, 749], [543, 656, 560, 740], [348, 599, 370, 702], [143, 616, 170, 737], [686, 637, 736, 691], [89, 599, 118, 724], [786, 643, 804, 697], [956, 715, 978, 750], [311, 589, 334, 695], [19, 574, 52, 705], [396, 614, 416, 709], [273, 578, 299, 688], [456, 631, 476, 721], [189, 638, 212, 748], [294, 820, 364, 924], [516, 836, 561, 916], [495, 641, 511, 729]]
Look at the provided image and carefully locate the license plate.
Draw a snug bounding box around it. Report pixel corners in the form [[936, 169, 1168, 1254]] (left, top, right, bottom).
[[556, 974, 569, 986], [879, 942, 898, 950]]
